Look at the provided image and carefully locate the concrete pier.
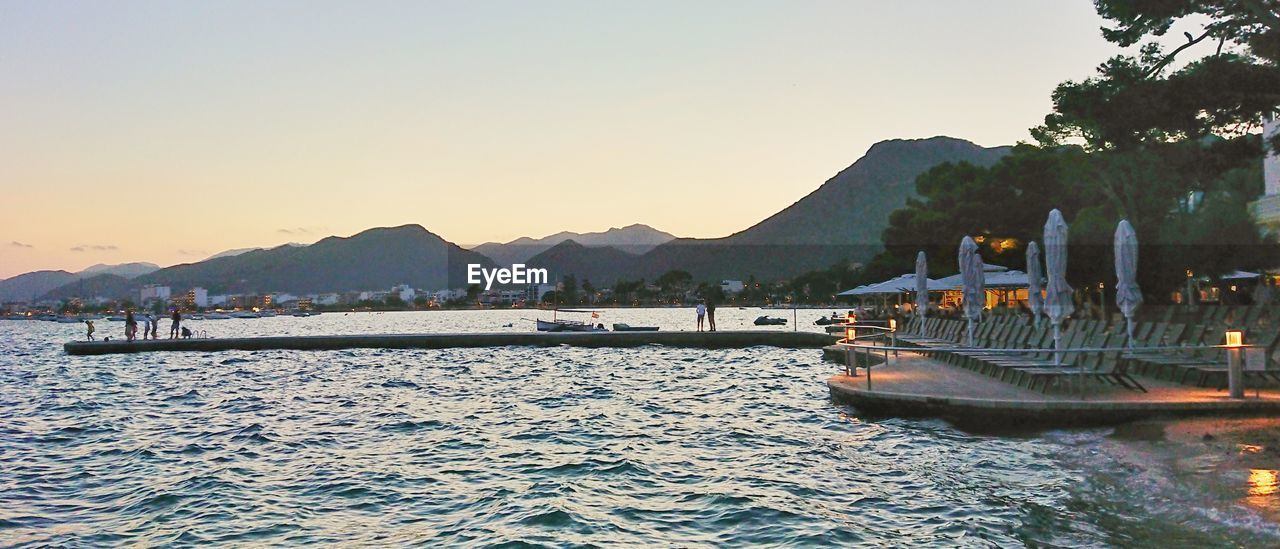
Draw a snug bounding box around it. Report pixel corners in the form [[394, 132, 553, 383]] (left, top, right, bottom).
[[827, 352, 1280, 428], [64, 330, 837, 355]]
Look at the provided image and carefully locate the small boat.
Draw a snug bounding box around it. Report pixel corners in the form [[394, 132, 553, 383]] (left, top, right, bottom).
[[754, 315, 787, 326], [257, 310, 277, 318], [536, 318, 595, 332], [535, 309, 604, 332], [230, 311, 260, 319], [107, 315, 126, 321], [188, 314, 205, 321], [205, 312, 231, 319], [612, 323, 658, 332]]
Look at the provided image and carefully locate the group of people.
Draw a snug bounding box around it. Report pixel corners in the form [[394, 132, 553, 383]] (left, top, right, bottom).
[[116, 310, 185, 342], [695, 298, 716, 332]]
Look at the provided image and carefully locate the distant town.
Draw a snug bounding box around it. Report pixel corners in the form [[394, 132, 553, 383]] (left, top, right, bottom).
[[0, 275, 776, 318]]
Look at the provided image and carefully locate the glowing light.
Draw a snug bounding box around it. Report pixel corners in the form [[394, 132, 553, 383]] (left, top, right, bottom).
[[1226, 330, 1244, 347], [1249, 469, 1278, 497]]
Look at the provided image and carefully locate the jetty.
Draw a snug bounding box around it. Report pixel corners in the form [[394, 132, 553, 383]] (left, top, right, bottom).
[[826, 351, 1280, 428], [64, 330, 836, 356]]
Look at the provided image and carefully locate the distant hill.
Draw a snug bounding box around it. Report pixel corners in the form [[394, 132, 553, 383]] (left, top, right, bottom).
[[36, 225, 496, 300], [204, 243, 305, 261], [472, 224, 675, 266], [525, 240, 645, 285], [527, 136, 1010, 284], [80, 262, 160, 279], [38, 274, 134, 303], [0, 270, 76, 302]]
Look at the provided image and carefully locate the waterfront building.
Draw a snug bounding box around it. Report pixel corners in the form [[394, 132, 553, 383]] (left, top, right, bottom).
[[139, 285, 170, 305], [1251, 118, 1280, 234]]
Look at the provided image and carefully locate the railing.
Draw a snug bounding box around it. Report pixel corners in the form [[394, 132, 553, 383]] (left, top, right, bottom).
[[832, 334, 1261, 396]]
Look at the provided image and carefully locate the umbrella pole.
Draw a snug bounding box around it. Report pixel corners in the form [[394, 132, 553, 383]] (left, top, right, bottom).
[[967, 317, 975, 347], [1125, 315, 1134, 349], [1053, 322, 1061, 366]]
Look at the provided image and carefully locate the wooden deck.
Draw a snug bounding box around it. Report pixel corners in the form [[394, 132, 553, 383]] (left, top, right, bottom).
[[828, 352, 1280, 428]]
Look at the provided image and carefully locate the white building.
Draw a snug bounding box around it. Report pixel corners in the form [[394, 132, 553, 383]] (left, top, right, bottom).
[[720, 280, 745, 294], [139, 285, 170, 304], [189, 287, 208, 308], [391, 284, 416, 302], [313, 293, 340, 306], [1252, 117, 1280, 234]]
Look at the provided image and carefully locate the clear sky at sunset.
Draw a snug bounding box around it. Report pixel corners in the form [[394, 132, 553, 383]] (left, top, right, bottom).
[[0, 1, 1173, 278]]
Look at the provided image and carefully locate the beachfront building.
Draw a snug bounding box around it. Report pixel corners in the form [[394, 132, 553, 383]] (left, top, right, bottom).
[[139, 285, 170, 305], [391, 284, 415, 302], [1251, 118, 1280, 235], [312, 293, 340, 306], [188, 287, 208, 308], [720, 280, 745, 295]]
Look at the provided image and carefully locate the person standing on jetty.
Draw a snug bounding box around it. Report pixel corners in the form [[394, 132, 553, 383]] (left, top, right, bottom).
[[148, 313, 159, 339], [124, 311, 137, 341], [142, 313, 153, 340], [169, 309, 182, 339], [695, 299, 706, 332], [706, 297, 717, 332], [84, 319, 95, 341]]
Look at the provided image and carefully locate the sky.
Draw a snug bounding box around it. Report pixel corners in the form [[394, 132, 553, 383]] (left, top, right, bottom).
[[0, 1, 1196, 278]]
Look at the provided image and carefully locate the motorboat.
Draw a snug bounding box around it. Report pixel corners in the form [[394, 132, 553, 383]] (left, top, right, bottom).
[[230, 311, 260, 319], [205, 312, 231, 319]]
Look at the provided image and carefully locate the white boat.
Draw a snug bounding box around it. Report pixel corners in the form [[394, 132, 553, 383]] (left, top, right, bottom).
[[535, 309, 605, 332], [230, 311, 260, 319]]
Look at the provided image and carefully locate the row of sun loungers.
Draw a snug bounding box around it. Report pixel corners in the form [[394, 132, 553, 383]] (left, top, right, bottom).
[[891, 306, 1280, 393]]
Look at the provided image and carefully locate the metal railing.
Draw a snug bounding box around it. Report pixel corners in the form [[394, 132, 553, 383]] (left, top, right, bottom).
[[832, 332, 1262, 396]]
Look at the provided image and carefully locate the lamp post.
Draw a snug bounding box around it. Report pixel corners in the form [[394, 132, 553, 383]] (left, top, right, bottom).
[[1226, 329, 1245, 399], [889, 317, 897, 359]]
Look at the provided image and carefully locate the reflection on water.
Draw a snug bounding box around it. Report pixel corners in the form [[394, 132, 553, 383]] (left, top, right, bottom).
[[1249, 469, 1279, 500]]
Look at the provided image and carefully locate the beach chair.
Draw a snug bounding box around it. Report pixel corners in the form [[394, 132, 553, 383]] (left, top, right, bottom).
[[1014, 332, 1109, 392]]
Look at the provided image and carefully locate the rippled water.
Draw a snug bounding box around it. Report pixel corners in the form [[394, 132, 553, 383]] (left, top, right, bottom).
[[3, 310, 1278, 546]]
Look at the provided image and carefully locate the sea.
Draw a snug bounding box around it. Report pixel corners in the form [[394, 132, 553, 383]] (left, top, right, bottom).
[[2, 308, 1278, 547]]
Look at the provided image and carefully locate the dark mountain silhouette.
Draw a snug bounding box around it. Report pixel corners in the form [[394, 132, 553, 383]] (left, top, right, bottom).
[[38, 274, 134, 302], [525, 240, 645, 285], [36, 225, 496, 300], [0, 270, 76, 302], [472, 224, 675, 266], [527, 136, 1010, 284]]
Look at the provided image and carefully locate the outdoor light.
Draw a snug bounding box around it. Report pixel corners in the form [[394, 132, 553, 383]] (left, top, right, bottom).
[[889, 318, 897, 331], [845, 326, 855, 342], [1226, 330, 1244, 347]]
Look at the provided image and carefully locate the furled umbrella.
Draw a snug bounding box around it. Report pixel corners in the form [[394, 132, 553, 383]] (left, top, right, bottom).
[[1026, 241, 1044, 328], [1043, 209, 1074, 366], [1114, 220, 1142, 348], [915, 251, 928, 335], [959, 236, 985, 346]]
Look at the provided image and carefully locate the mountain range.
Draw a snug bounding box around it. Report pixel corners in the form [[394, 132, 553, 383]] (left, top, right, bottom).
[[9, 136, 1010, 302], [0, 262, 160, 302]]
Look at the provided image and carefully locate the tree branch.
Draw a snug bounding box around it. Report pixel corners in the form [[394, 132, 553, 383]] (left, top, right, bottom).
[[1143, 28, 1214, 78]]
